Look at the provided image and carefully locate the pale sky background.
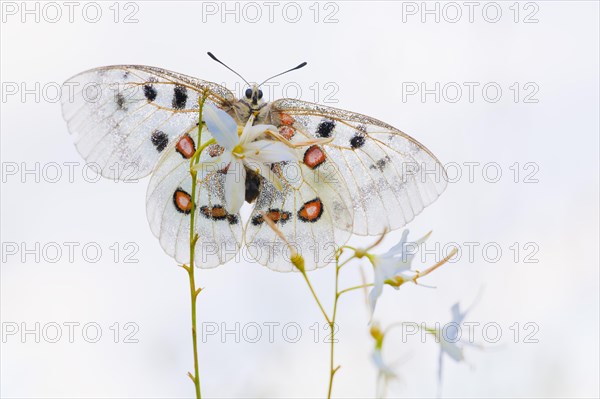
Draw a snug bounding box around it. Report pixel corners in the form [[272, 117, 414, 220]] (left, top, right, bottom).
[[1, 1, 599, 398]]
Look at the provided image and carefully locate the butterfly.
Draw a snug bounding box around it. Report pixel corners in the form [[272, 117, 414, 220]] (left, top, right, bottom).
[[61, 53, 447, 272]]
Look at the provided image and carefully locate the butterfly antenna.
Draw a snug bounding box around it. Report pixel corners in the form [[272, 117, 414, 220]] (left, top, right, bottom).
[[258, 61, 308, 87], [207, 52, 250, 86]]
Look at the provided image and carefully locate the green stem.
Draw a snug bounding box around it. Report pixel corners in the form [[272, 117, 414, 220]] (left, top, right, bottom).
[[298, 265, 339, 397], [300, 271, 331, 325], [327, 260, 341, 399], [336, 256, 354, 270], [338, 283, 374, 296], [186, 256, 201, 399], [184, 92, 209, 399]]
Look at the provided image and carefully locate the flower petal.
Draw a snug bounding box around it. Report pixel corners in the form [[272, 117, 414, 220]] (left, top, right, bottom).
[[368, 265, 387, 317], [381, 257, 409, 278], [440, 339, 464, 362], [451, 303, 467, 324], [369, 255, 412, 317], [372, 349, 396, 378], [368, 288, 381, 319], [244, 140, 299, 163], [386, 230, 410, 257], [240, 122, 278, 146], [203, 103, 239, 150], [224, 159, 246, 214]]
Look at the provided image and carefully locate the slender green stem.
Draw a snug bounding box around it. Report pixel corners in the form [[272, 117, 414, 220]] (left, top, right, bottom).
[[336, 256, 354, 270], [327, 260, 341, 399], [193, 138, 216, 165], [298, 221, 364, 397], [338, 283, 374, 296], [297, 261, 342, 397], [184, 92, 209, 399], [300, 271, 331, 325], [324, 249, 360, 398], [340, 245, 357, 252], [185, 255, 201, 399]]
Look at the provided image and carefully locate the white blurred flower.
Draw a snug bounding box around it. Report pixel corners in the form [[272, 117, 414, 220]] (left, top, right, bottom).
[[426, 301, 480, 396], [196, 103, 298, 214], [367, 230, 430, 316], [370, 325, 398, 398], [372, 348, 397, 398], [434, 303, 468, 362]]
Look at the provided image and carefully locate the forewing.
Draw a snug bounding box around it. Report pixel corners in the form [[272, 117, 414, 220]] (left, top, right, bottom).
[[61, 65, 236, 180], [269, 99, 447, 236], [146, 128, 242, 268], [244, 162, 353, 272]]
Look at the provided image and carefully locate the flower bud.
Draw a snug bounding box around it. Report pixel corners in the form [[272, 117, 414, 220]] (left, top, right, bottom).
[[291, 253, 305, 273], [370, 324, 384, 349]]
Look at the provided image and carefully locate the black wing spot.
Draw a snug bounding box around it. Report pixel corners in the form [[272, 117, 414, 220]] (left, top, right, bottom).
[[316, 119, 335, 138], [370, 156, 391, 172], [250, 209, 291, 226], [350, 134, 366, 149], [251, 214, 264, 226], [151, 130, 169, 152], [172, 85, 188, 109], [115, 93, 126, 110], [277, 210, 292, 225], [143, 84, 157, 102]]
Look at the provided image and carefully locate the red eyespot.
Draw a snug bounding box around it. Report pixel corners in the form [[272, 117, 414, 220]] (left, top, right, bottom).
[[279, 113, 295, 126], [176, 134, 196, 159], [279, 126, 295, 140], [298, 198, 323, 223], [303, 145, 326, 169], [173, 189, 193, 214]]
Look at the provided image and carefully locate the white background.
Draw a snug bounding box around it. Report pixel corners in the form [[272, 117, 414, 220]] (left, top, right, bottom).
[[1, 1, 599, 397]]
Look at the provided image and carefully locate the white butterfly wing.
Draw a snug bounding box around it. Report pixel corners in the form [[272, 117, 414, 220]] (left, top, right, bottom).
[[244, 162, 353, 272], [268, 99, 448, 236], [61, 65, 236, 180], [62, 64, 446, 270], [146, 128, 243, 268]]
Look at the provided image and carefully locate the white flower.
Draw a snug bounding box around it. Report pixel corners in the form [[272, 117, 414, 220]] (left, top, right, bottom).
[[370, 325, 398, 398], [372, 348, 397, 381], [436, 303, 468, 363], [367, 230, 430, 316], [197, 103, 298, 214], [427, 301, 480, 395], [372, 348, 397, 398]]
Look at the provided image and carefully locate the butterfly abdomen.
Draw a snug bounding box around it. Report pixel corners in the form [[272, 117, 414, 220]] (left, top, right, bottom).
[[244, 168, 261, 203]]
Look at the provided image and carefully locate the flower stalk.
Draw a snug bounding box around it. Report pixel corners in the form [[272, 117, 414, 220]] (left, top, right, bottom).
[[181, 91, 211, 399], [327, 249, 345, 399], [260, 212, 344, 398]]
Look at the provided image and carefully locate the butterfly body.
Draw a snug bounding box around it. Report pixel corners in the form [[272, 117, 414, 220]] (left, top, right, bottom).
[[217, 84, 268, 124], [244, 167, 262, 203], [61, 65, 447, 271]]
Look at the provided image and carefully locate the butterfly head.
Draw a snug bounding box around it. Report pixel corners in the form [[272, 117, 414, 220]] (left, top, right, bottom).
[[206, 52, 307, 112], [242, 84, 265, 109]]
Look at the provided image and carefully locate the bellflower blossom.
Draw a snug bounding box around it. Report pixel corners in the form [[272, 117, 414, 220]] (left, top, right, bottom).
[[195, 103, 298, 214]]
